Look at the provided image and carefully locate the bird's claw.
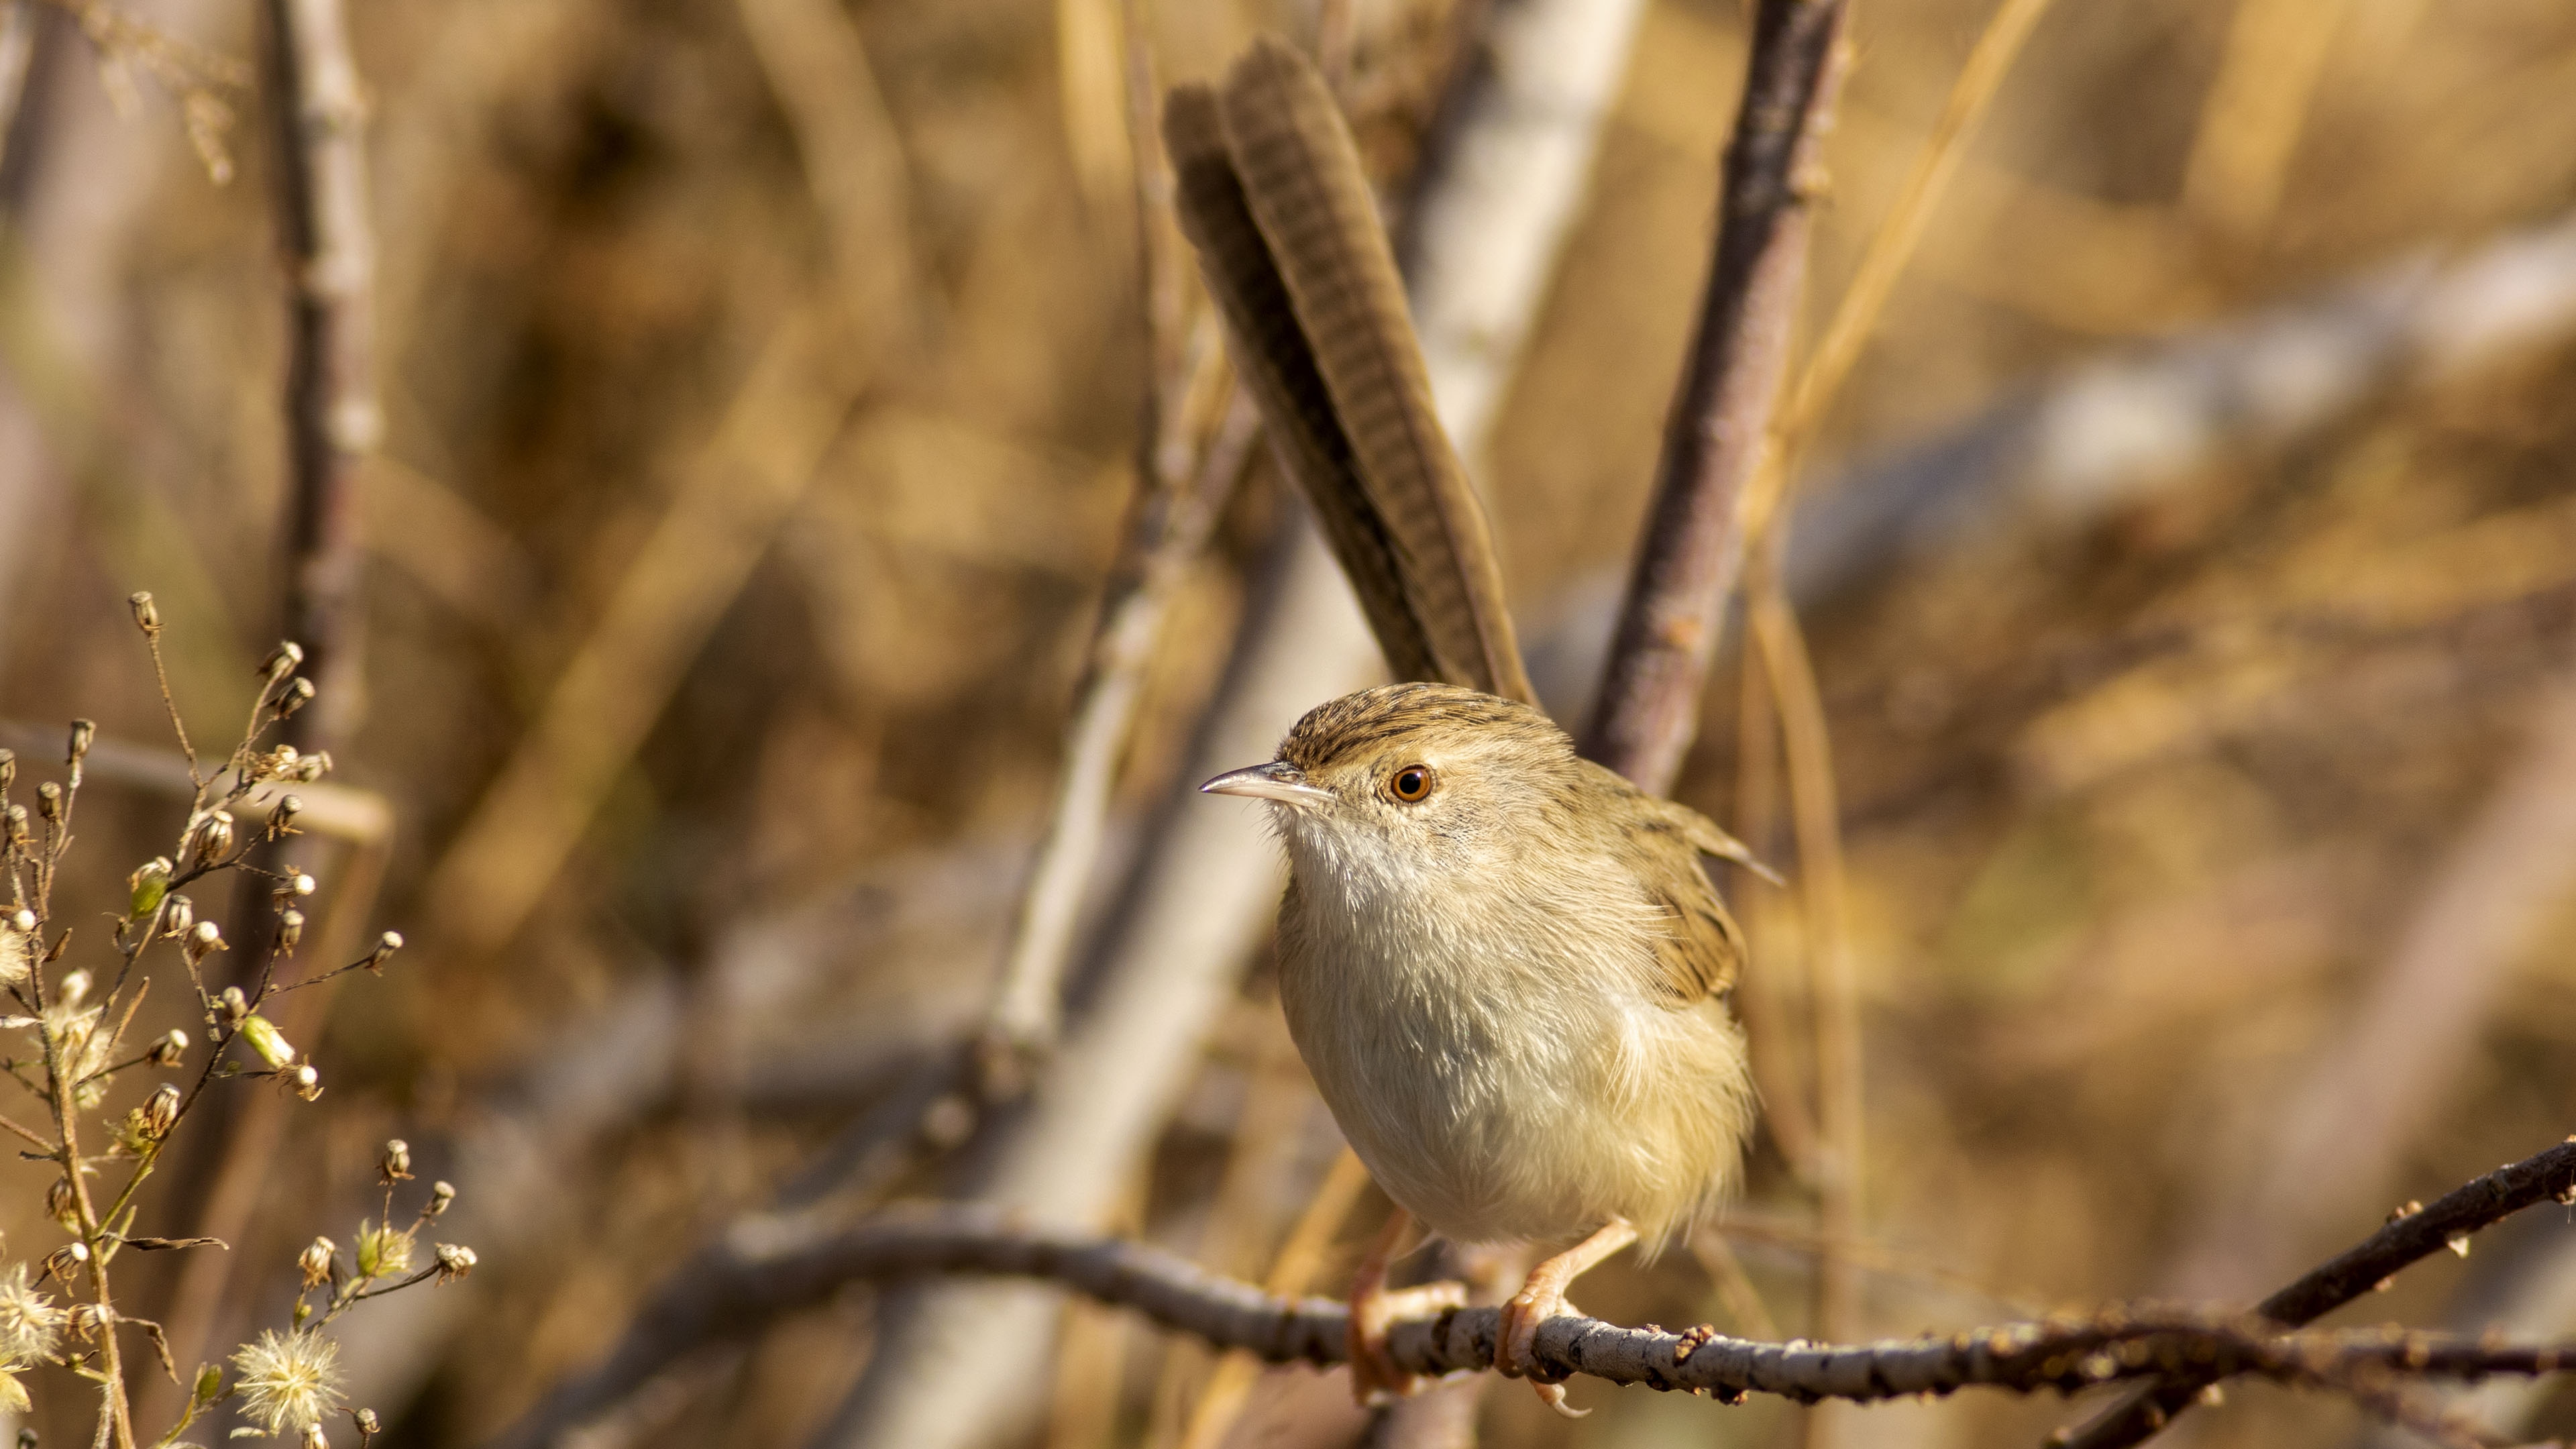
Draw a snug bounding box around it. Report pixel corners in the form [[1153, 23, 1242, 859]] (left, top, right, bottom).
[[1348, 1280, 1468, 1405], [1495, 1281, 1588, 1416]]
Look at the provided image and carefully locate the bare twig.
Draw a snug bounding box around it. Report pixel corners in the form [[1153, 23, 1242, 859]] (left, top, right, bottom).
[[0, 1, 38, 173], [262, 0, 376, 750], [2056, 1136, 2576, 1448], [979, 0, 1257, 1081], [509, 1202, 2576, 1426], [1583, 0, 1849, 793]]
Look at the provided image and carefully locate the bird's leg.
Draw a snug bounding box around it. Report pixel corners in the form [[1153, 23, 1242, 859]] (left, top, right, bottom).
[[1494, 1217, 1640, 1417], [1344, 1208, 1468, 1405]]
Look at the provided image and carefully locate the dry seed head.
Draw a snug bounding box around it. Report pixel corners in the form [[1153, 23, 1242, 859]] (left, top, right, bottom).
[[56, 970, 89, 1009], [192, 810, 235, 867], [43, 1178, 74, 1228], [4, 805, 25, 847], [378, 1139, 411, 1183], [297, 1237, 335, 1289], [277, 909, 305, 957], [36, 783, 60, 824], [66, 720, 93, 766], [292, 1063, 322, 1101], [0, 1264, 63, 1366], [0, 749, 13, 796], [189, 920, 229, 965], [356, 1408, 380, 1434], [272, 794, 305, 836], [290, 750, 333, 782], [143, 1083, 180, 1137], [364, 931, 402, 973], [259, 641, 306, 683], [278, 677, 317, 719], [230, 1326, 343, 1433], [217, 985, 248, 1024], [151, 1028, 190, 1067], [129, 591, 160, 634], [0, 915, 30, 989], [432, 1243, 476, 1282], [424, 1181, 455, 1218]]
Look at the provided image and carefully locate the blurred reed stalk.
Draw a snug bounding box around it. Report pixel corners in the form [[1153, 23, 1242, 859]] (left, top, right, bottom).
[[151, 0, 384, 1413], [418, 0, 910, 965], [1719, 0, 2061, 1423], [979, 0, 1255, 1085]]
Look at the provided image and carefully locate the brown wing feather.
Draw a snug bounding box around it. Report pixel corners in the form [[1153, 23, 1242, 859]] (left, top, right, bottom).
[[1210, 40, 1536, 705], [1163, 85, 1444, 687], [1580, 760, 1751, 1004]]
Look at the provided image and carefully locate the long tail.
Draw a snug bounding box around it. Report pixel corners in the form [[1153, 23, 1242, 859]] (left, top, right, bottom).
[[1163, 39, 1536, 706]]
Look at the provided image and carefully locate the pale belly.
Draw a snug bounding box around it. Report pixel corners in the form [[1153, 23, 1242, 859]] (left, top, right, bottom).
[[1276, 917, 1752, 1250]]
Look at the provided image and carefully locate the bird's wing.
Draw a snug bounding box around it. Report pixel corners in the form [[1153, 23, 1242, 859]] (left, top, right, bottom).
[[1580, 762, 1766, 1004], [1165, 38, 1535, 704], [1627, 806, 1750, 1004]]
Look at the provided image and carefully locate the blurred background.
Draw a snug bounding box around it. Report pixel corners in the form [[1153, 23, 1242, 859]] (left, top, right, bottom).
[[2, 0, 2575, 1446]]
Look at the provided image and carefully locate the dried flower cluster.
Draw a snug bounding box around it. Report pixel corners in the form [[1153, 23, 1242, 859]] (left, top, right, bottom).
[[0, 599, 467, 1448]]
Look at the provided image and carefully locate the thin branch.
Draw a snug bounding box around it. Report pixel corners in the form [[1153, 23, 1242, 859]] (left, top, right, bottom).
[[506, 1204, 2575, 1424], [1582, 0, 1850, 794], [2056, 1136, 2576, 1448]]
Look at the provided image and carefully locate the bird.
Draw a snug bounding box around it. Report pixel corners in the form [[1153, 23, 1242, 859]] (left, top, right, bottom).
[[1202, 682, 1766, 1413]]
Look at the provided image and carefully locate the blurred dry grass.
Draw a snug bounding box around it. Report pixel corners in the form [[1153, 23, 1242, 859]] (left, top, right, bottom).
[[3, 0, 2576, 1446]]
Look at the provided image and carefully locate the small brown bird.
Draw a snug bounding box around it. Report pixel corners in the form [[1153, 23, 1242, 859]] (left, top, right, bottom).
[[1203, 682, 1766, 1413]]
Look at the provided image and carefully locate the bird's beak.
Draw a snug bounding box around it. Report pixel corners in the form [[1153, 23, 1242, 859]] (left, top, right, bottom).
[[1199, 760, 1332, 807]]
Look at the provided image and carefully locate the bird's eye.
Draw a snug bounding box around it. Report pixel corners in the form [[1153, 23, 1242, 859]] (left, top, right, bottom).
[[1387, 765, 1434, 802]]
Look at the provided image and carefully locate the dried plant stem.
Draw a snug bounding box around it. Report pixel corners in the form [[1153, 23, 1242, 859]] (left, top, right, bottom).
[[1174, 1146, 1372, 1449], [1747, 575, 1860, 1348], [1738, 0, 2060, 550], [1584, 0, 1850, 794], [0, 3, 36, 179], [1689, 1232, 1780, 1342], [982, 3, 1255, 1077], [1727, 621, 1817, 1175]]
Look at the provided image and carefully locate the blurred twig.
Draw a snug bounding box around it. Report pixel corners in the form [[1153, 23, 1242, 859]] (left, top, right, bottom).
[[1582, 0, 1849, 793], [2057, 682, 2576, 1449], [1175, 1147, 1371, 1449], [0, 1, 36, 172], [2058, 1138, 2576, 1448], [156, 0, 382, 1405], [2182, 0, 2348, 245], [422, 0, 904, 961], [981, 0, 1255, 1082]]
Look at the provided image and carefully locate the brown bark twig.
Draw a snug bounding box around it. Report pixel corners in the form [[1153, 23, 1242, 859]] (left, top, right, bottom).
[[2055, 1136, 2576, 1448], [507, 1199, 2576, 1424], [1582, 0, 1849, 794]]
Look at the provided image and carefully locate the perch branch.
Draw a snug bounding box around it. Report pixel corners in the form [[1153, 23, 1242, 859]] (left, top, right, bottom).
[[1583, 0, 1849, 794], [2056, 1135, 2576, 1448], [555, 1206, 2573, 1429]]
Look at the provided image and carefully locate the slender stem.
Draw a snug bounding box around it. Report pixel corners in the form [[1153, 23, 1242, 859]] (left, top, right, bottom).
[[1582, 0, 1851, 792]]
